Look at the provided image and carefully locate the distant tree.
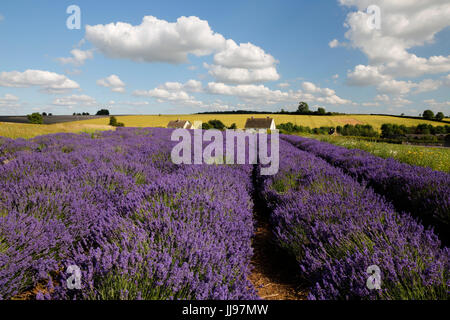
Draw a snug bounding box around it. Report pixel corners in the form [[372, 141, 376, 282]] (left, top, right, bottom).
[[109, 116, 118, 126], [208, 119, 226, 130], [340, 124, 377, 137], [73, 112, 76, 116], [297, 101, 309, 114], [423, 110, 435, 120], [48, 113, 53, 116], [435, 112, 444, 121], [381, 124, 394, 137], [380, 123, 450, 137], [400, 113, 405, 116], [416, 124, 432, 134], [202, 122, 212, 130], [317, 107, 326, 115], [433, 125, 446, 134], [109, 116, 124, 127], [27, 113, 43, 124], [96, 109, 110, 116], [228, 123, 237, 130], [42, 112, 47, 116]]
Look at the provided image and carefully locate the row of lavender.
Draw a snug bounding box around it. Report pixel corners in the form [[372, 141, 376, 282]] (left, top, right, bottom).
[[281, 135, 450, 240], [0, 128, 257, 299], [258, 139, 448, 299]]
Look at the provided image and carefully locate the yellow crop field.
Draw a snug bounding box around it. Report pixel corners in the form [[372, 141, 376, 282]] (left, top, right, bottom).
[[0, 122, 113, 139], [73, 114, 441, 131], [0, 114, 446, 139]]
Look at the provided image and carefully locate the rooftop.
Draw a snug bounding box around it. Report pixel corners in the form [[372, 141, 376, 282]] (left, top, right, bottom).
[[167, 120, 191, 129], [244, 117, 274, 129]]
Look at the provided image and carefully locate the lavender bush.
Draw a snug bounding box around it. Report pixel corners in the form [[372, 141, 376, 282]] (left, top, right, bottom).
[[1, 128, 448, 300], [281, 135, 450, 240], [259, 140, 449, 299], [0, 128, 257, 300]]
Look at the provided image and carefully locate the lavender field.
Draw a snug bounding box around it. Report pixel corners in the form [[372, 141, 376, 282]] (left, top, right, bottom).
[[0, 128, 448, 300]]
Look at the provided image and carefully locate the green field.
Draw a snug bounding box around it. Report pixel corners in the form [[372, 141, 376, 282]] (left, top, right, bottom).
[[312, 135, 450, 173]]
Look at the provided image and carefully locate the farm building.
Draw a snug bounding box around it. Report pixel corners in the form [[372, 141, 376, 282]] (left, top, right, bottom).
[[167, 120, 193, 129], [244, 117, 276, 131]]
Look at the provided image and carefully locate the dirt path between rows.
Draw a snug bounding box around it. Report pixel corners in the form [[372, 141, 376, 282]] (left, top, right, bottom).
[[248, 166, 308, 300]]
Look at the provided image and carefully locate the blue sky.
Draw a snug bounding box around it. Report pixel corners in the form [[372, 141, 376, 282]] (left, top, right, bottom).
[[0, 0, 449, 115]]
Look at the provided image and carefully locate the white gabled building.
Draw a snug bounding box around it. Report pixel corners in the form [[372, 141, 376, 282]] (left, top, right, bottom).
[[244, 117, 276, 131], [167, 120, 193, 129]]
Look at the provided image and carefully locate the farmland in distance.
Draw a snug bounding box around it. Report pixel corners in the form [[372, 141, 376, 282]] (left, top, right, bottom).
[[71, 114, 443, 131]]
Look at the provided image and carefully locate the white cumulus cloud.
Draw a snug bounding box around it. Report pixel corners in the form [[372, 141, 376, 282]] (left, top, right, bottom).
[[109, 100, 150, 106], [97, 74, 126, 93], [206, 81, 351, 106], [52, 94, 97, 106], [206, 39, 280, 84], [423, 99, 450, 112], [133, 82, 204, 108], [347, 65, 388, 86], [0, 94, 20, 108], [414, 79, 442, 94], [341, 0, 450, 79], [158, 79, 203, 93], [374, 94, 412, 107], [86, 16, 227, 64], [213, 40, 277, 69], [376, 79, 416, 95], [85, 15, 280, 85], [134, 80, 203, 99], [57, 49, 94, 66], [329, 39, 343, 48], [205, 63, 279, 84], [206, 82, 290, 103], [0, 69, 80, 94], [443, 74, 450, 87], [347, 65, 442, 95]]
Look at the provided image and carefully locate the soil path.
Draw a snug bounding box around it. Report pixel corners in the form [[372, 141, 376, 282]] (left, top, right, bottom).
[[248, 166, 308, 300]]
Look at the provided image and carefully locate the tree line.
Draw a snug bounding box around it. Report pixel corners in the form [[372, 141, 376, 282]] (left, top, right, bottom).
[[278, 122, 450, 140], [381, 123, 450, 137], [277, 122, 377, 137]]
